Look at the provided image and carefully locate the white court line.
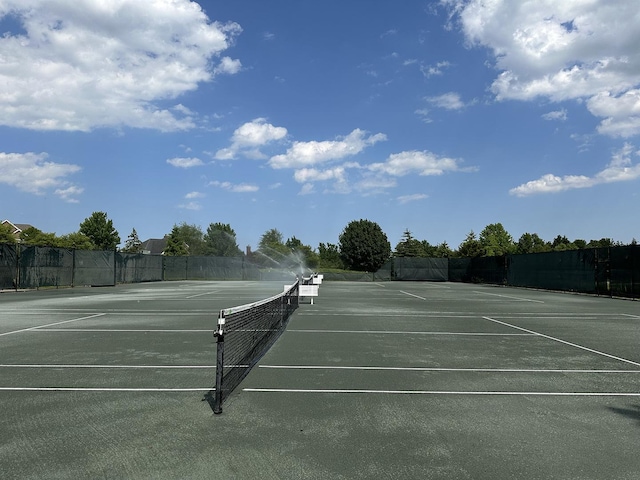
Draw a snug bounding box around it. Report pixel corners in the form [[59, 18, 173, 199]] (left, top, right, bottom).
[[0, 364, 215, 369], [622, 313, 640, 319], [400, 290, 427, 300], [0, 387, 211, 392], [483, 316, 640, 367], [473, 291, 545, 303], [259, 365, 640, 373], [185, 290, 220, 299], [243, 388, 640, 397], [31, 329, 212, 333], [0, 313, 106, 337], [287, 329, 531, 336]]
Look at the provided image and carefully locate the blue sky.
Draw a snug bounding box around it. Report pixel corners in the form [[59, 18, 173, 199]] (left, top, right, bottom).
[[1, 0, 639, 251]]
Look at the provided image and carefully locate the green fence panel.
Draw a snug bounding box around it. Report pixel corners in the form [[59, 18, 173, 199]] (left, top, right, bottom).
[[74, 250, 115, 286], [116, 253, 163, 283], [507, 250, 597, 293], [163, 256, 188, 281], [0, 243, 18, 289], [448, 258, 471, 282], [391, 257, 448, 281], [608, 246, 639, 299]]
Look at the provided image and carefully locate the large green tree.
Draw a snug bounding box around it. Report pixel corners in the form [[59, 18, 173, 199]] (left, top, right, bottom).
[[19, 227, 57, 247], [285, 236, 319, 271], [0, 223, 16, 244], [255, 228, 289, 266], [163, 223, 205, 255], [164, 225, 189, 256], [339, 219, 391, 272], [57, 232, 94, 250], [394, 229, 426, 257], [203, 223, 242, 257], [79, 212, 120, 250], [479, 223, 515, 256], [456, 231, 484, 258], [317, 242, 343, 269], [516, 233, 550, 254]]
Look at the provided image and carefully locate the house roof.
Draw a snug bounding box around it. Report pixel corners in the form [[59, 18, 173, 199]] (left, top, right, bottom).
[[1, 220, 35, 236], [141, 238, 168, 255]]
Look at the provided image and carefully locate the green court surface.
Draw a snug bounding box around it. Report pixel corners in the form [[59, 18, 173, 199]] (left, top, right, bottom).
[[1, 281, 639, 479]]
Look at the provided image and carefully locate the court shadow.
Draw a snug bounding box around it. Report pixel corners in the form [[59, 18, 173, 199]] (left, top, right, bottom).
[[202, 390, 216, 413], [607, 404, 640, 427]]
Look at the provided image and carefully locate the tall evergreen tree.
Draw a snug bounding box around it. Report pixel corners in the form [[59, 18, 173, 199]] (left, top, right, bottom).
[[203, 223, 242, 257], [79, 212, 120, 250], [122, 228, 143, 253]]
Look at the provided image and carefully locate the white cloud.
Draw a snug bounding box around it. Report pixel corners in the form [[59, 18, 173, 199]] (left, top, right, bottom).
[[298, 183, 315, 196], [166, 157, 205, 168], [269, 129, 386, 169], [397, 193, 428, 204], [54, 185, 84, 204], [0, 0, 241, 132], [445, 0, 640, 136], [185, 191, 205, 199], [425, 92, 465, 110], [215, 118, 287, 160], [178, 202, 202, 211], [420, 61, 452, 78], [0, 152, 82, 200], [369, 150, 465, 176], [214, 57, 242, 75], [293, 167, 346, 183], [542, 109, 567, 121], [510, 143, 640, 196], [209, 180, 259, 193]]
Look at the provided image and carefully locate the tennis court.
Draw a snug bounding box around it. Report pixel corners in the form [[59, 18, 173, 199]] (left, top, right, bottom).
[[1, 281, 639, 479]]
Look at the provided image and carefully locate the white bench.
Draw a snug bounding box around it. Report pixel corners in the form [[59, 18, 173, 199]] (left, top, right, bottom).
[[285, 283, 319, 304]]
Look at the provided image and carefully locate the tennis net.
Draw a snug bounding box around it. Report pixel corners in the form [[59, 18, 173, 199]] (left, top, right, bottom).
[[213, 280, 299, 413]]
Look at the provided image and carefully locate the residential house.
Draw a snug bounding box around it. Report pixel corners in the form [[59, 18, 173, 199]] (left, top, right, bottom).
[[140, 237, 168, 255], [1, 220, 35, 241]]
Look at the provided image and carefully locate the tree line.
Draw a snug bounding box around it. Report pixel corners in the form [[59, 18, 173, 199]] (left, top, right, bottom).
[[1, 213, 636, 273]]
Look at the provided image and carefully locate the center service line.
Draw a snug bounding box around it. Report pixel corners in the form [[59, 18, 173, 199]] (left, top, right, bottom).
[[400, 291, 427, 300], [483, 316, 640, 367]]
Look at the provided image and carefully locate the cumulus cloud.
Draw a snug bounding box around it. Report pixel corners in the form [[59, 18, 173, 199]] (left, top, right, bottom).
[[166, 157, 205, 168], [510, 143, 640, 196], [185, 191, 205, 199], [542, 109, 568, 121], [215, 118, 287, 160], [209, 180, 259, 193], [369, 150, 465, 176], [0, 0, 242, 132], [425, 92, 466, 110], [0, 152, 82, 202], [445, 0, 640, 136], [269, 129, 386, 169], [214, 56, 242, 75]]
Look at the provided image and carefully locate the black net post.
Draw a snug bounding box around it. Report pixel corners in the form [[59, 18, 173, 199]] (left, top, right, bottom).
[[213, 311, 225, 414]]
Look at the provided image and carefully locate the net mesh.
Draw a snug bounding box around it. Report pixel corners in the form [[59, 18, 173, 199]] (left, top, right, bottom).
[[214, 281, 299, 411]]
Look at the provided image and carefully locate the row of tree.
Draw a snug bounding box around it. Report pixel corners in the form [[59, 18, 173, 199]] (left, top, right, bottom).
[[1, 213, 636, 274]]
